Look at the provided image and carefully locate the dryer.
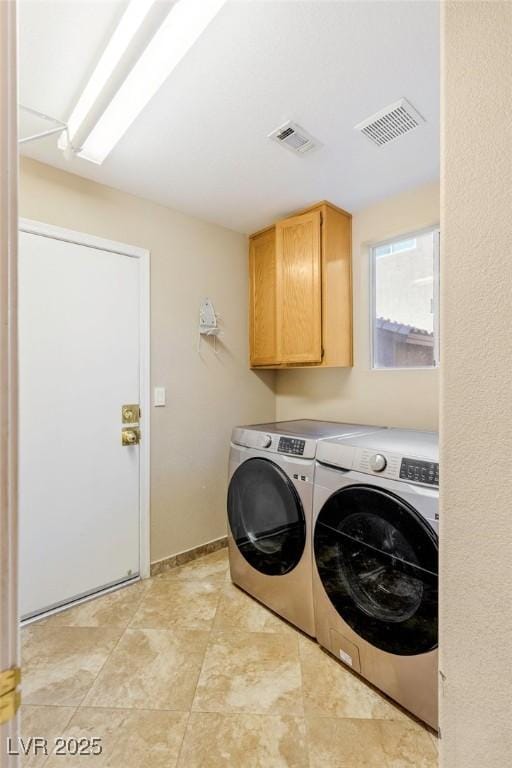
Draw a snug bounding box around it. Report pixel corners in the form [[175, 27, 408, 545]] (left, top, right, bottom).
[[227, 420, 383, 636], [313, 428, 439, 727]]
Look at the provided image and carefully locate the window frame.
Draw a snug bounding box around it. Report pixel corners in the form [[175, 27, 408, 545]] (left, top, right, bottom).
[[370, 226, 440, 371]]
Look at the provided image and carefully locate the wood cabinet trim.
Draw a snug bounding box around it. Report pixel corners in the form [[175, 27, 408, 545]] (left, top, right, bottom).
[[249, 202, 351, 239], [249, 224, 275, 239], [320, 206, 353, 367], [284, 200, 352, 221]]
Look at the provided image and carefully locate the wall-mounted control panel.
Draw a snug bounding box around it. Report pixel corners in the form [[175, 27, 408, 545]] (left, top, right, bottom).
[[278, 437, 306, 456], [400, 458, 439, 486]]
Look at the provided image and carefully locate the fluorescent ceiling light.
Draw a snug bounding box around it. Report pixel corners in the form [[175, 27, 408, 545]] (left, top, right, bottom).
[[77, 0, 228, 164], [59, 0, 156, 153]]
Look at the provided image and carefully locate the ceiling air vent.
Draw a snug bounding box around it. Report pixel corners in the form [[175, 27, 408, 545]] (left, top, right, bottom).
[[355, 98, 425, 147], [268, 121, 321, 155]]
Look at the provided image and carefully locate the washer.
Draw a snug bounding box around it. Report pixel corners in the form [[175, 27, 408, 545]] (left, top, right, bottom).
[[313, 428, 439, 728], [227, 420, 383, 636]]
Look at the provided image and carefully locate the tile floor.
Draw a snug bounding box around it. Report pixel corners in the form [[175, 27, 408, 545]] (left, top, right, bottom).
[[20, 548, 438, 767]]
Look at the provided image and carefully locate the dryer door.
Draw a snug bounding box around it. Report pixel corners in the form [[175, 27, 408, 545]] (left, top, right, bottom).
[[228, 457, 306, 576], [314, 485, 438, 655]]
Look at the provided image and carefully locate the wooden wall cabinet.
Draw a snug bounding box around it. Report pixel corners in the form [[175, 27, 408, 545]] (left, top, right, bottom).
[[249, 201, 352, 369]]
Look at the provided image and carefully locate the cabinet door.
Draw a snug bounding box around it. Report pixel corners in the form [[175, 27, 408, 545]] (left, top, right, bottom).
[[276, 211, 322, 364], [249, 228, 278, 366]]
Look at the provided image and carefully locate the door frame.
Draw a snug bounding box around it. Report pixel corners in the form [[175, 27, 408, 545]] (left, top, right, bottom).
[[1, 0, 20, 757], [19, 218, 151, 580]]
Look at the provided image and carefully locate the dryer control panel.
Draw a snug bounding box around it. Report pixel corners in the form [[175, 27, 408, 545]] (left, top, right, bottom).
[[400, 458, 439, 486], [278, 437, 306, 456]]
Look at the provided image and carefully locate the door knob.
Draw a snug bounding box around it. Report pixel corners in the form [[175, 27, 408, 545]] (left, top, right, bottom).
[[122, 428, 140, 446]]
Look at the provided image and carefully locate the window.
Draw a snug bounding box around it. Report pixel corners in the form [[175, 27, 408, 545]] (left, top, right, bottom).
[[371, 228, 439, 369]]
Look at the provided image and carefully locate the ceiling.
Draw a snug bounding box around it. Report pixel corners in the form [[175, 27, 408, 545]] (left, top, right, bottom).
[[19, 0, 440, 234]]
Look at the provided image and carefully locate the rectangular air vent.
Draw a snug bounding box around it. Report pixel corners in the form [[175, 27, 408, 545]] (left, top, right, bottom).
[[355, 98, 425, 147], [268, 121, 321, 155]]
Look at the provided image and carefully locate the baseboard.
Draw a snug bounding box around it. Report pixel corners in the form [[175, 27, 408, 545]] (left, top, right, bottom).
[[150, 536, 228, 577]]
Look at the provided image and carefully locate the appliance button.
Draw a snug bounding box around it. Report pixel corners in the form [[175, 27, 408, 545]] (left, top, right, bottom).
[[261, 434, 272, 448], [370, 453, 387, 472]]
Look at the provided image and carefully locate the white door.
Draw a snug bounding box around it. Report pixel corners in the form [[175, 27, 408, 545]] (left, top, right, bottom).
[[19, 229, 142, 619]]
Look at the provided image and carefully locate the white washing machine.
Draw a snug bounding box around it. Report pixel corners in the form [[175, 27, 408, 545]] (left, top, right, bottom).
[[313, 428, 439, 728], [227, 420, 384, 636]]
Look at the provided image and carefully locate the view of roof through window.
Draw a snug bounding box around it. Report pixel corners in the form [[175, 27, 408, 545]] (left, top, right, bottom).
[[373, 229, 438, 368]]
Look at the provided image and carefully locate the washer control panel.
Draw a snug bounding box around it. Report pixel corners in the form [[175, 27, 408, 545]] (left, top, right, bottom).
[[356, 449, 400, 479], [400, 458, 439, 486], [278, 437, 306, 456]]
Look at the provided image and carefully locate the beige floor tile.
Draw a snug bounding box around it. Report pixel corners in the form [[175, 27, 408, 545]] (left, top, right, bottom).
[[21, 626, 123, 707], [177, 712, 308, 768], [429, 731, 439, 751], [38, 582, 149, 629], [157, 550, 229, 586], [299, 636, 409, 721], [130, 579, 221, 631], [379, 719, 438, 767], [193, 631, 303, 715], [213, 582, 296, 635], [83, 628, 209, 710], [19, 705, 76, 767], [18, 551, 436, 768], [307, 717, 387, 768], [42, 708, 189, 768], [307, 717, 437, 768]]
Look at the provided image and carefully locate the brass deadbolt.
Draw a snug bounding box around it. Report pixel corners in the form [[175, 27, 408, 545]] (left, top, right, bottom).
[[122, 404, 140, 424]]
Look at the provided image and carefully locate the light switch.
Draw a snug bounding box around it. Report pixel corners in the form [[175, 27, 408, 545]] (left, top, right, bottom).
[[154, 387, 166, 407]]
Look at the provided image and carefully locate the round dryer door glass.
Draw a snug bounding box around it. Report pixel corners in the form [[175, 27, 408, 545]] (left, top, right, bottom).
[[314, 485, 438, 655], [228, 458, 306, 576]]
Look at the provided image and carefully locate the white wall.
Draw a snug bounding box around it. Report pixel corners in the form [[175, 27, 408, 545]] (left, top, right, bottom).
[[440, 3, 512, 766], [19, 157, 275, 563], [276, 182, 440, 430]]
